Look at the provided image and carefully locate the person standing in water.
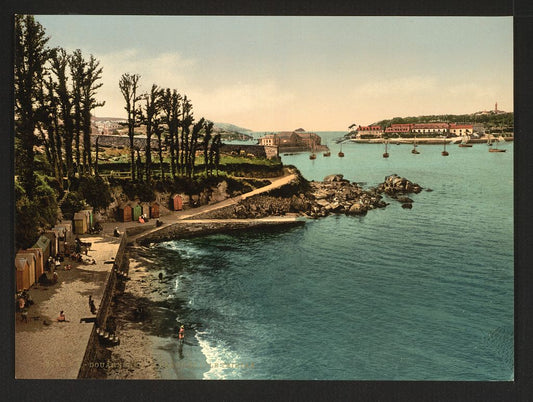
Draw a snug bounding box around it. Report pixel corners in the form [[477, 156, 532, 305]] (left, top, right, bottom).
[[178, 325, 185, 343]]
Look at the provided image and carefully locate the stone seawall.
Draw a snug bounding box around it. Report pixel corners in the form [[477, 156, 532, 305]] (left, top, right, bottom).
[[137, 218, 304, 246], [78, 233, 129, 378]]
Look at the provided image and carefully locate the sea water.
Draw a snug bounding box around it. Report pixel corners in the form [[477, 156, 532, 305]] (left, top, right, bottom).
[[148, 133, 514, 380]]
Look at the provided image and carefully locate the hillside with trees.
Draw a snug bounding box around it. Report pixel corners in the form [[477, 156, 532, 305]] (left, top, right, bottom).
[[14, 15, 276, 250], [373, 112, 513, 131]]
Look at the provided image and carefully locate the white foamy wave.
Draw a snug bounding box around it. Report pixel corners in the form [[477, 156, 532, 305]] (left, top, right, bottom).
[[196, 331, 243, 380]]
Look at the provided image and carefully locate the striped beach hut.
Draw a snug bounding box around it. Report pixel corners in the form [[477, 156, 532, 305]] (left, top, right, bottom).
[[81, 209, 93, 228], [25, 247, 45, 279]]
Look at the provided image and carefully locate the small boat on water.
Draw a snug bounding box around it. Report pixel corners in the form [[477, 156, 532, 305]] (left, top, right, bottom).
[[309, 153, 316, 160], [383, 140, 389, 158], [458, 135, 472, 147], [442, 137, 449, 156], [487, 134, 506, 152], [411, 135, 420, 154], [323, 142, 331, 157], [338, 144, 344, 157]]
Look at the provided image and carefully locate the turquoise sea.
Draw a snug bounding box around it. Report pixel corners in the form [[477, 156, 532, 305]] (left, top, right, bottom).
[[146, 132, 514, 380]]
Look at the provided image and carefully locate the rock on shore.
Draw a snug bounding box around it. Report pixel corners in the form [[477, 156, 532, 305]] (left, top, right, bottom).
[[194, 173, 423, 220]]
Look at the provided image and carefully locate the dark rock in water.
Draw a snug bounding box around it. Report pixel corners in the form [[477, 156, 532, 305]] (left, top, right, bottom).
[[426, 188, 433, 192], [347, 202, 367, 215], [401, 203, 413, 209], [324, 174, 345, 183], [397, 196, 414, 203]]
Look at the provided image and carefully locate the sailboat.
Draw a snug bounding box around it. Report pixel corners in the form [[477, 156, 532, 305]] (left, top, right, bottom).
[[488, 134, 506, 152], [441, 137, 449, 156], [458, 135, 472, 147], [323, 141, 331, 157], [411, 135, 420, 154], [309, 141, 317, 159], [383, 140, 389, 158], [338, 143, 344, 157]]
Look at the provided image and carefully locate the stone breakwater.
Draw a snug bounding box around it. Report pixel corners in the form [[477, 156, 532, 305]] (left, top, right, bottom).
[[191, 173, 423, 220], [137, 218, 304, 246]]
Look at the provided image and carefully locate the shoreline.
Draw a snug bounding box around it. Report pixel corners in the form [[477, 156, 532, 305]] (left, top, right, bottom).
[[105, 247, 210, 379], [350, 136, 514, 144]]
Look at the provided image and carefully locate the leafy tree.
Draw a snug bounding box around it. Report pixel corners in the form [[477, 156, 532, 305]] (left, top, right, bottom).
[[78, 176, 113, 211], [60, 191, 86, 220], [14, 15, 51, 198], [69, 49, 86, 175]]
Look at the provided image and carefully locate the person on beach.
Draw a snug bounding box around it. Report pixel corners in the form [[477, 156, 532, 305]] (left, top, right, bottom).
[[57, 311, 66, 322], [114, 227, 121, 237], [89, 296, 97, 315], [178, 325, 185, 343], [158, 272, 163, 281], [138, 215, 145, 224]]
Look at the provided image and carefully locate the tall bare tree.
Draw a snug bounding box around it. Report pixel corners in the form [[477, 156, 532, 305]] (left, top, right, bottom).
[[119, 73, 141, 180], [141, 84, 161, 182], [80, 54, 104, 175]]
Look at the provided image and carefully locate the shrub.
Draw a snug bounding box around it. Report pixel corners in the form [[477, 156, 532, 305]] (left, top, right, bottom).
[[79, 176, 114, 211], [60, 191, 86, 220]]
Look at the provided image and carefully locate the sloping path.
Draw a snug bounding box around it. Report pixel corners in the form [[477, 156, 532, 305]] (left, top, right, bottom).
[[103, 171, 298, 243], [128, 172, 297, 243]]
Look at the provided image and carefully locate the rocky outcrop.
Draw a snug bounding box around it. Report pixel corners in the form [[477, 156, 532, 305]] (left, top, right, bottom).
[[194, 173, 422, 220], [376, 174, 422, 195]]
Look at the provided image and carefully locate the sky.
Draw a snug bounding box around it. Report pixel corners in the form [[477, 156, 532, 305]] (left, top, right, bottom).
[[35, 15, 513, 132]]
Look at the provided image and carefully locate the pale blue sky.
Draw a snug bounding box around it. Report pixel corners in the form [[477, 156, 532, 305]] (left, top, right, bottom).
[[35, 15, 513, 131]]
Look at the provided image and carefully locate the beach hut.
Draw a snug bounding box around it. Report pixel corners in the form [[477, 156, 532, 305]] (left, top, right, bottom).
[[43, 230, 59, 257], [57, 221, 74, 243], [81, 209, 93, 228], [74, 212, 88, 234], [15, 256, 31, 292], [34, 235, 51, 261], [150, 202, 160, 218], [170, 194, 183, 211], [52, 226, 68, 254], [16, 252, 37, 288], [26, 246, 46, 278], [132, 204, 143, 221], [118, 205, 132, 222]]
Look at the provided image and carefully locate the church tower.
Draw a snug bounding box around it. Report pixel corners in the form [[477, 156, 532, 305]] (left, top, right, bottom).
[[495, 102, 498, 112]]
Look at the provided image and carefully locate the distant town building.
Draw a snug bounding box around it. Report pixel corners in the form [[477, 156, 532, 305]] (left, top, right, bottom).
[[385, 124, 412, 134], [356, 125, 384, 137], [258, 129, 322, 151], [411, 123, 449, 134]]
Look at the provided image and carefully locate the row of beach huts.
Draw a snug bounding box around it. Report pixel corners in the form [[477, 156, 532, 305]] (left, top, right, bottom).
[[15, 217, 79, 293], [15, 195, 186, 292], [116, 194, 183, 222]]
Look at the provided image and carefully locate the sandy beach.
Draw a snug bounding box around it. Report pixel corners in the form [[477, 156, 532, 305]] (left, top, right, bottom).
[[105, 248, 210, 379], [15, 234, 121, 379]]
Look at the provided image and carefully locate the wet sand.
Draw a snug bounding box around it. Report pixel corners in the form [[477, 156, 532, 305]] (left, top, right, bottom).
[[105, 250, 210, 379]]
